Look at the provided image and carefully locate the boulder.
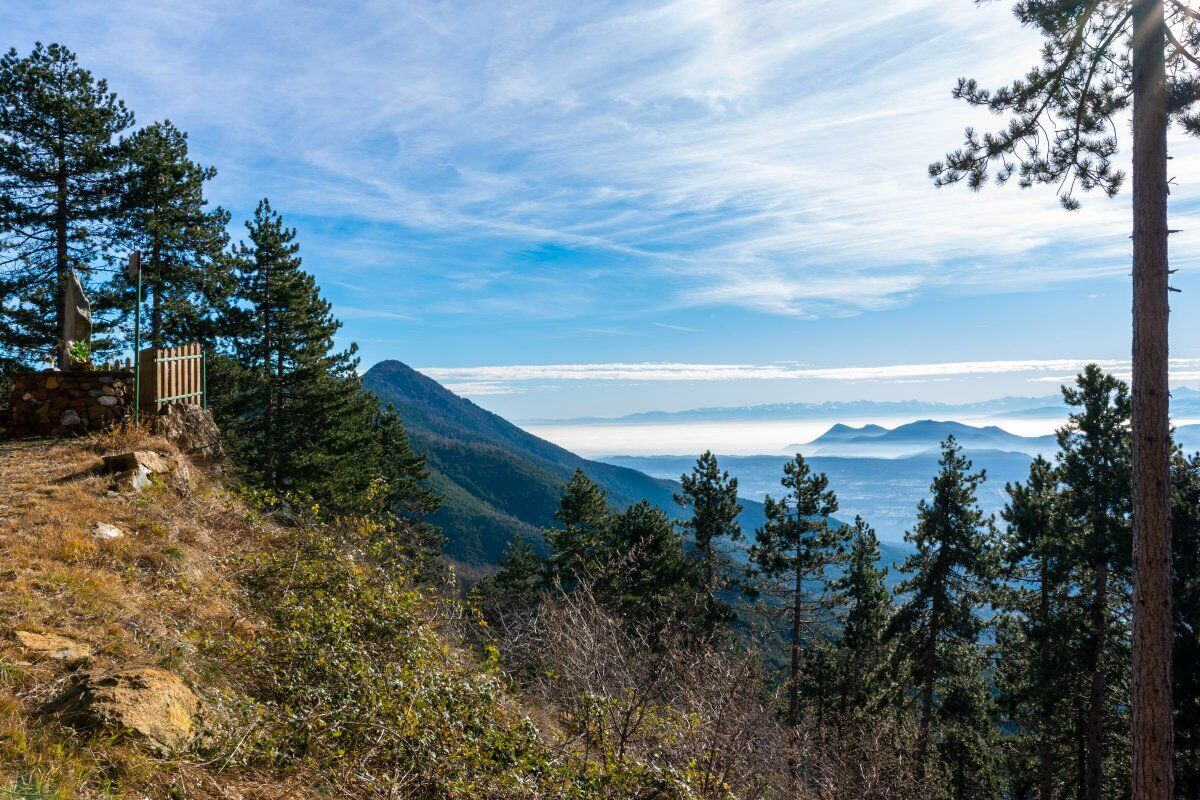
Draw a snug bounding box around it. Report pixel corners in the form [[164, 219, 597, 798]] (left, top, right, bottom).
[[103, 450, 173, 493], [14, 630, 93, 664], [59, 409, 81, 426], [157, 404, 224, 460], [51, 666, 200, 753], [92, 522, 124, 541], [103, 450, 172, 474]]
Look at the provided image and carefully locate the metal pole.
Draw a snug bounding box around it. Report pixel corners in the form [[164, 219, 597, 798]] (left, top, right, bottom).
[[201, 349, 207, 410]]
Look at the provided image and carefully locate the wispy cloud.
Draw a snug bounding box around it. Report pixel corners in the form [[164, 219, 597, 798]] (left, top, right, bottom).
[[420, 357, 1200, 388], [17, 0, 1194, 323]]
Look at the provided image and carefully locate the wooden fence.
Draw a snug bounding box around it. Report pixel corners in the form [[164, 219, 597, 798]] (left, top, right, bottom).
[[97, 356, 134, 371], [137, 344, 206, 412]]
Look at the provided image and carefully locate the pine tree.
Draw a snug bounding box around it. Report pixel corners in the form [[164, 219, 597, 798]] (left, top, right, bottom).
[[1056, 365, 1132, 800], [0, 42, 133, 368], [1170, 448, 1200, 799], [601, 499, 697, 630], [930, 7, 1192, 791], [543, 468, 610, 587], [675, 450, 743, 626], [117, 120, 232, 348], [473, 536, 546, 614], [830, 516, 892, 716], [995, 456, 1079, 800], [218, 199, 378, 511], [888, 437, 998, 798], [749, 454, 846, 738]]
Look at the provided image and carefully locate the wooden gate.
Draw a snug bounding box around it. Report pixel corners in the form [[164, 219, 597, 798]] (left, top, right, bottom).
[[138, 344, 206, 412]]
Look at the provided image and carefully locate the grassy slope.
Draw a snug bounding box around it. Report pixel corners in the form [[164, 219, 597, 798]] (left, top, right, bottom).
[[0, 433, 323, 799]]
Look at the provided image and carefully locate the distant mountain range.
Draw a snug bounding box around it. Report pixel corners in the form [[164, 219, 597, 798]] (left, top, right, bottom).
[[792, 419, 1058, 458], [364, 361, 769, 565], [522, 386, 1200, 426]]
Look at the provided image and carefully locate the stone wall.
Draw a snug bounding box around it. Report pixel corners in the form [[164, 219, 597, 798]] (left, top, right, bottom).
[[4, 370, 132, 438]]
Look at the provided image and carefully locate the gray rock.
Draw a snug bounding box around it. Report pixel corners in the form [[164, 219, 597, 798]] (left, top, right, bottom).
[[97, 395, 118, 406], [15, 630, 93, 664], [157, 405, 224, 460], [60, 409, 81, 426]]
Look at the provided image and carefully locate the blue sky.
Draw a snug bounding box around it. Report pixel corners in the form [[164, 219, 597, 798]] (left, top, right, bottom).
[[13, 0, 1200, 420]]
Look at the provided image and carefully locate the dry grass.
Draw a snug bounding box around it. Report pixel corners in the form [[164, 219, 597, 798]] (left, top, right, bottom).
[[0, 432, 316, 798]]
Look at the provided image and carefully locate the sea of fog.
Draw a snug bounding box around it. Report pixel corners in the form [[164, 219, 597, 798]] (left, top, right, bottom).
[[523, 415, 1065, 458]]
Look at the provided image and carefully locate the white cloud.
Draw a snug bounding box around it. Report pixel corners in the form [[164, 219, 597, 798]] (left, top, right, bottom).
[[421, 357, 1200, 388], [17, 0, 1194, 321]]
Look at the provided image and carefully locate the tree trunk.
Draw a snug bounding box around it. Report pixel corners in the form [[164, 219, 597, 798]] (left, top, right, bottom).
[[1086, 561, 1108, 800], [1131, 2, 1174, 799], [916, 622, 937, 784], [261, 263, 274, 488], [55, 139, 69, 371]]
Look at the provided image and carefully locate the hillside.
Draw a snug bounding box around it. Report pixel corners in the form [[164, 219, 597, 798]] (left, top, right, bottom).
[[0, 434, 753, 799], [364, 360, 767, 564]]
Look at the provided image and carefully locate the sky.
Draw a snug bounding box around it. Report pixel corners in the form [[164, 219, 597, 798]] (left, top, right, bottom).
[[12, 0, 1200, 423]]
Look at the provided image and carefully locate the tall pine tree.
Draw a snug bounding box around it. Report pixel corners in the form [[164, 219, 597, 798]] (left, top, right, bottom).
[[889, 437, 999, 799], [1056, 365, 1132, 800], [117, 120, 233, 348], [0, 42, 133, 368], [543, 468, 610, 588], [995, 456, 1078, 800], [218, 199, 379, 512], [675, 450, 743, 627], [1170, 448, 1200, 799], [749, 454, 846, 743], [830, 516, 892, 717]]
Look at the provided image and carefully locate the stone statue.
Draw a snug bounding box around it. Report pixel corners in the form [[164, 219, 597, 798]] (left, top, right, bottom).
[[61, 269, 92, 369]]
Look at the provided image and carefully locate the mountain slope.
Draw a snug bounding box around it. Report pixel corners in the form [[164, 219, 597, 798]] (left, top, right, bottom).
[[364, 361, 766, 564]]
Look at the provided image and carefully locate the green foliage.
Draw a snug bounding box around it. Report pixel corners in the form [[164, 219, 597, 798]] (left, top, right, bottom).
[[545, 468, 610, 586], [749, 453, 846, 730], [66, 340, 89, 364], [676, 451, 743, 627], [117, 120, 233, 348], [828, 516, 891, 715], [0, 42, 134, 367], [1172, 449, 1200, 799], [889, 437, 999, 799]]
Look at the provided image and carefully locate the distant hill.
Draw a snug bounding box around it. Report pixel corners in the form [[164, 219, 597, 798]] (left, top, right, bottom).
[[363, 361, 767, 564], [790, 419, 1057, 458], [808, 423, 888, 444]]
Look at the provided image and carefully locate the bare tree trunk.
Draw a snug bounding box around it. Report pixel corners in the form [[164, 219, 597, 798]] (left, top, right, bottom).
[[55, 136, 69, 371], [150, 240, 162, 349], [916, 622, 937, 784], [1131, 2, 1174, 799]]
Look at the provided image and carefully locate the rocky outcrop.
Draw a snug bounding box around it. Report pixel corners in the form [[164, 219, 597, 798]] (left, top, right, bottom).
[[101, 449, 197, 494], [157, 404, 224, 460], [51, 666, 200, 753]]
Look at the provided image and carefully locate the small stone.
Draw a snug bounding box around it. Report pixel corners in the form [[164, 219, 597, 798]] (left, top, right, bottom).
[[22, 393, 33, 402], [44, 377, 59, 389], [98, 396, 118, 406], [97, 376, 114, 385], [60, 409, 81, 426], [14, 630, 93, 664], [92, 523, 124, 541], [87, 390, 103, 398]]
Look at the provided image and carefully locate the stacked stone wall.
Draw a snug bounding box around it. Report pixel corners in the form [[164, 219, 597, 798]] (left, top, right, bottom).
[[4, 370, 132, 438]]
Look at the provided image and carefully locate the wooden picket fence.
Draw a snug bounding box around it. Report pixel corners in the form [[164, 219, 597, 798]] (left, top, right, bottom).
[[97, 356, 134, 371], [138, 343, 207, 412]]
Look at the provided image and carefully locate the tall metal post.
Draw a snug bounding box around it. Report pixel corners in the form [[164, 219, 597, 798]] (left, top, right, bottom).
[[128, 252, 142, 428]]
